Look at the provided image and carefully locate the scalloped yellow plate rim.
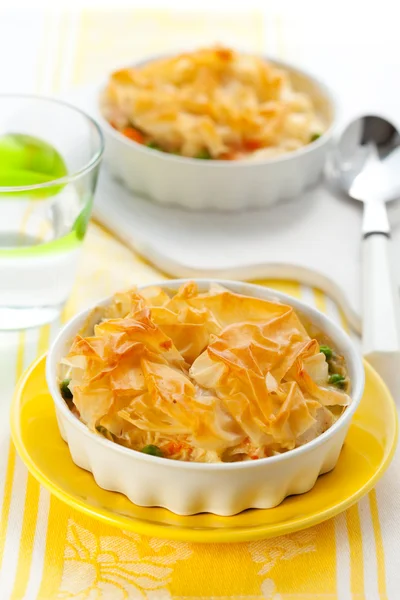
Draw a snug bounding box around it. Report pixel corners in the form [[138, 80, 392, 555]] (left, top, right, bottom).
[[10, 355, 398, 543]]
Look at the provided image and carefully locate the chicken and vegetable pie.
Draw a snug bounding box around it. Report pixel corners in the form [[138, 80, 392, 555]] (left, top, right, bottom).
[[59, 283, 350, 463], [101, 46, 326, 160]]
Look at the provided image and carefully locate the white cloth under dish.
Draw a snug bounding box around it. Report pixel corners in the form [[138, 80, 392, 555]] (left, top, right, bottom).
[[93, 166, 400, 335]]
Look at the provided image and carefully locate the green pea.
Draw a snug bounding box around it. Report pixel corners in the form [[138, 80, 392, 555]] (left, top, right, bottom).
[[141, 444, 164, 457], [310, 132, 322, 143], [146, 140, 161, 150], [60, 378, 73, 400], [96, 425, 116, 442], [328, 373, 346, 387], [196, 149, 212, 160], [320, 345, 333, 360]]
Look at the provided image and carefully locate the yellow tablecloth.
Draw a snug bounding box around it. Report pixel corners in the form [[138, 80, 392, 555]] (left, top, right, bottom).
[[0, 7, 397, 599]]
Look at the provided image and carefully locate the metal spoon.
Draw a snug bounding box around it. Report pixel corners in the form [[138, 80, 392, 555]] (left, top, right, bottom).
[[328, 115, 400, 393]]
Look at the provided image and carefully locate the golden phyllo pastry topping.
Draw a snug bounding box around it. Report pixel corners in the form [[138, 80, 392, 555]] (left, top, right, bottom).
[[101, 46, 327, 160], [59, 283, 350, 462]]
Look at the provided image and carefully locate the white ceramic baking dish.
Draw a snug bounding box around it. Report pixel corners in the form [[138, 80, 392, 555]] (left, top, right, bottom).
[[46, 280, 364, 516], [96, 57, 337, 211]]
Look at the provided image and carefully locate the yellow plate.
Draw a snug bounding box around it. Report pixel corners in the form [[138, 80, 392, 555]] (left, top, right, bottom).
[[11, 356, 398, 543]]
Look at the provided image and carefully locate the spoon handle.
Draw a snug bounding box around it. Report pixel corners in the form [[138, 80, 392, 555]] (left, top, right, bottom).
[[362, 232, 400, 390]]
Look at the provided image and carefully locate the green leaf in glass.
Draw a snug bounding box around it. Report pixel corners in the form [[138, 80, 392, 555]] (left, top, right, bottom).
[[0, 133, 67, 197], [73, 197, 93, 241]]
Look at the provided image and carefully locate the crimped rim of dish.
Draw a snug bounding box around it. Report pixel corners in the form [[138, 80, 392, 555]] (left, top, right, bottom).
[[97, 53, 338, 167], [46, 279, 364, 470]]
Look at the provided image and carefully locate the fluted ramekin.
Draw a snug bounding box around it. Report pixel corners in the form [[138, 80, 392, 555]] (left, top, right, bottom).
[[46, 280, 364, 516]]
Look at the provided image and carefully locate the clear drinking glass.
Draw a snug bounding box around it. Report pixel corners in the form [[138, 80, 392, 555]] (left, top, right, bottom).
[[0, 95, 104, 330]]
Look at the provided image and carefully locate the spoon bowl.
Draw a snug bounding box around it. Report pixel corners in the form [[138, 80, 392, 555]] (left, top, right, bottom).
[[330, 115, 400, 203]]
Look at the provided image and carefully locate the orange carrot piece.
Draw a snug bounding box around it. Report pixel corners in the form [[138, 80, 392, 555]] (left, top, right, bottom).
[[122, 127, 145, 144], [243, 139, 262, 151]]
